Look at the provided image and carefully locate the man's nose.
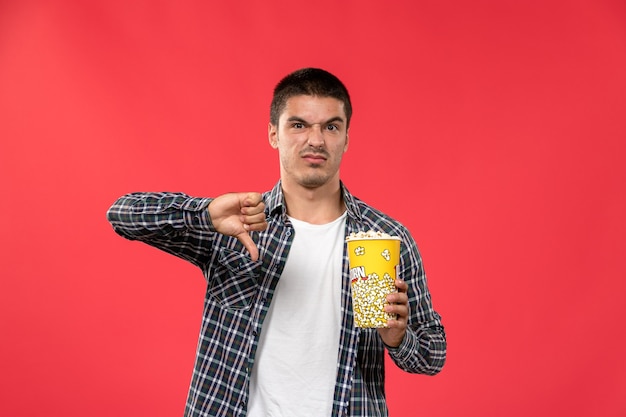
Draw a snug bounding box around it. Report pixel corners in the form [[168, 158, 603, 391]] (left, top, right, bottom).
[[307, 124, 325, 147]]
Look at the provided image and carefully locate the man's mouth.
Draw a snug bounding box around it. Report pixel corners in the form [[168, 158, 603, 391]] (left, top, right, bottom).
[[301, 152, 328, 163]]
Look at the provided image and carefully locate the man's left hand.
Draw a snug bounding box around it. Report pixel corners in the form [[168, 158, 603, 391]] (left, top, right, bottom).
[[377, 279, 409, 348]]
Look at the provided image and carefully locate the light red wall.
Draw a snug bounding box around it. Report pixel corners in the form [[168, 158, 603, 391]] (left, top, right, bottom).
[[1, 1, 625, 416]]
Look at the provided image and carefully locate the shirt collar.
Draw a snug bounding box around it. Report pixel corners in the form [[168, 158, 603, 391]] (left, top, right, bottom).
[[264, 180, 286, 218], [341, 181, 363, 223], [264, 180, 363, 222]]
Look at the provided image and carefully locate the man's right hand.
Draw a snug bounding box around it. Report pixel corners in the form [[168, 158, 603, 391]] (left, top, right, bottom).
[[208, 192, 267, 261]]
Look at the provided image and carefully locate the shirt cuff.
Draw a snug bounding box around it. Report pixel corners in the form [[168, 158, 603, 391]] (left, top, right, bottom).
[[182, 197, 214, 231], [385, 329, 416, 361]]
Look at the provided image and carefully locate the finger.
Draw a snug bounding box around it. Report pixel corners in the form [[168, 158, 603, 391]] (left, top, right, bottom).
[[243, 220, 268, 232], [241, 211, 268, 233], [385, 317, 408, 330], [242, 192, 263, 208], [385, 303, 409, 318], [386, 291, 408, 304], [241, 202, 266, 215], [240, 211, 267, 225], [395, 279, 408, 293], [235, 231, 260, 261]]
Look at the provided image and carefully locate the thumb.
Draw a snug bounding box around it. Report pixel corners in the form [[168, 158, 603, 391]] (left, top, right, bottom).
[[235, 231, 260, 261]]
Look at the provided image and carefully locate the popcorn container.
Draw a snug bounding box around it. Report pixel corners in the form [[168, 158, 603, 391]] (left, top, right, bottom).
[[346, 232, 401, 328]]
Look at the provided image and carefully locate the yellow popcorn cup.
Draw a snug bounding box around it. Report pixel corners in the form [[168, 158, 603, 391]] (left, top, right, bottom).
[[346, 235, 401, 328]]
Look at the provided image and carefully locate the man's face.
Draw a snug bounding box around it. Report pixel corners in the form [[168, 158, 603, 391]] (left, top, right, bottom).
[[268, 95, 349, 190]]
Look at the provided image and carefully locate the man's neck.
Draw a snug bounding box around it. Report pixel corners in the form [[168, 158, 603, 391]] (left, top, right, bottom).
[[282, 180, 345, 225]]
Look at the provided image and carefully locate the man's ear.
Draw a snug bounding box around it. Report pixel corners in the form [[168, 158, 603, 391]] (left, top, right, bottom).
[[268, 123, 278, 149]]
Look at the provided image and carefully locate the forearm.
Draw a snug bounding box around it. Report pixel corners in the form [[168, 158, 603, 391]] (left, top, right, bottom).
[[106, 192, 215, 267], [386, 234, 447, 374], [107, 192, 214, 239], [386, 321, 446, 375]]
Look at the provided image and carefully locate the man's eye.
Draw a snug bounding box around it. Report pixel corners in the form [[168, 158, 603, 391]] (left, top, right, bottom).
[[326, 124, 338, 131], [292, 122, 304, 129]]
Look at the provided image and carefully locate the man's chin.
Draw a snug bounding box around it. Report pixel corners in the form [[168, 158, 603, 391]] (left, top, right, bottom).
[[299, 175, 330, 189]]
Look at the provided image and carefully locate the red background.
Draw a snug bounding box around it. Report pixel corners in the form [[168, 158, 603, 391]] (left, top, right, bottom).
[[1, 1, 625, 416]]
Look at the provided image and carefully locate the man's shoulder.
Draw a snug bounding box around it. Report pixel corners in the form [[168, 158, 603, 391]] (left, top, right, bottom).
[[348, 194, 411, 237]]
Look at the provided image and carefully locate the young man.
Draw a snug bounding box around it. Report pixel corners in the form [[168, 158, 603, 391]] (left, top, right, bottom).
[[107, 68, 446, 417]]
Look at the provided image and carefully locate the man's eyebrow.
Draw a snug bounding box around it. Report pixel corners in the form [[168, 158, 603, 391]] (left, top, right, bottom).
[[286, 116, 345, 124], [324, 116, 345, 125]]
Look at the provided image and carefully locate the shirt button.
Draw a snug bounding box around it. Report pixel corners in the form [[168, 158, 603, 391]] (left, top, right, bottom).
[[285, 230, 291, 237]]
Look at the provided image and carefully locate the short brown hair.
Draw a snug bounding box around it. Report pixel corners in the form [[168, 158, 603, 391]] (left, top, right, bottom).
[[270, 68, 352, 127]]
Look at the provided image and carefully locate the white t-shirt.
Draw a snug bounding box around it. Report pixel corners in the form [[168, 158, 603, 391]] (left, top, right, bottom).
[[247, 212, 346, 417]]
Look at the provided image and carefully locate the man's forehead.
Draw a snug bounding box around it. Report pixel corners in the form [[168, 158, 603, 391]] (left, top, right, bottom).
[[280, 95, 347, 121]]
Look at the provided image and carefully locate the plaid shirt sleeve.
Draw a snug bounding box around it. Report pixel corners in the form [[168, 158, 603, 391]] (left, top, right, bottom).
[[106, 192, 215, 269], [344, 188, 446, 376], [385, 231, 447, 375], [340, 185, 446, 416]]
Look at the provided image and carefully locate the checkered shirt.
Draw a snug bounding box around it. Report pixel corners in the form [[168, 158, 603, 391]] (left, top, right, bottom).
[[107, 181, 446, 416]]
